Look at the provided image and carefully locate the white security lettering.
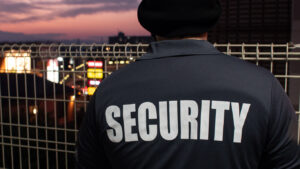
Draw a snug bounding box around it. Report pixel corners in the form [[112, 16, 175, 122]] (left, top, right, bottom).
[[212, 101, 230, 141], [231, 102, 251, 143], [105, 100, 250, 143], [105, 105, 123, 143], [138, 102, 158, 141], [200, 100, 210, 140], [159, 101, 178, 140], [123, 104, 138, 142], [180, 100, 198, 140]]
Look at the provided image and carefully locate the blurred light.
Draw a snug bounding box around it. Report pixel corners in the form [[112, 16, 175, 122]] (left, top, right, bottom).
[[114, 61, 119, 64], [87, 61, 103, 68], [126, 61, 130, 64], [68, 96, 75, 122], [105, 47, 111, 51], [108, 61, 114, 65], [89, 80, 101, 86], [5, 56, 31, 73], [129, 57, 134, 60], [70, 58, 74, 64], [82, 87, 88, 95], [57, 57, 64, 62], [120, 60, 125, 64], [87, 68, 103, 79], [68, 65, 72, 69], [6, 57, 15, 70], [33, 108, 38, 115], [76, 64, 84, 70], [30, 105, 38, 115], [47, 59, 59, 83], [59, 74, 70, 84], [88, 87, 97, 95]]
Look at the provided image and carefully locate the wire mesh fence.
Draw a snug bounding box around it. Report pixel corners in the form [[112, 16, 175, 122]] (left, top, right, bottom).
[[0, 43, 299, 169]]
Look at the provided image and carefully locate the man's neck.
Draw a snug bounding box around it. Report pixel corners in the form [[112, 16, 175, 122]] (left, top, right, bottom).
[[156, 33, 208, 41], [184, 37, 207, 41]]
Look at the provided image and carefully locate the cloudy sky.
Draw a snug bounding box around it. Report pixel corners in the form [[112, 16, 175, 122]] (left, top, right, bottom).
[[0, 0, 148, 41]]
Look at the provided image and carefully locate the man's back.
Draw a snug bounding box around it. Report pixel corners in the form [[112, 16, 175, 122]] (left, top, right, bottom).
[[76, 40, 300, 169]]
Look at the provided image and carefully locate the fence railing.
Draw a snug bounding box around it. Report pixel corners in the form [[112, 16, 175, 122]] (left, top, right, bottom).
[[0, 43, 299, 169]]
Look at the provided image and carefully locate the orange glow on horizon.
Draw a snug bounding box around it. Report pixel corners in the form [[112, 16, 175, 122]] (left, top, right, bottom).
[[0, 10, 149, 40]]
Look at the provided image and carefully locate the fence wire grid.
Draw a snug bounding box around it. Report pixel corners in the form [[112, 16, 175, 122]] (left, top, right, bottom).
[[0, 43, 299, 169]]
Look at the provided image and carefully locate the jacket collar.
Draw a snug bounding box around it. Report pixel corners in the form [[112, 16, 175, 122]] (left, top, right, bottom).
[[137, 39, 221, 61]]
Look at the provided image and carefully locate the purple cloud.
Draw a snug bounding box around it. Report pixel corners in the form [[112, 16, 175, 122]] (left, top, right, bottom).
[[59, 3, 137, 17], [0, 31, 64, 42], [0, 0, 139, 23]]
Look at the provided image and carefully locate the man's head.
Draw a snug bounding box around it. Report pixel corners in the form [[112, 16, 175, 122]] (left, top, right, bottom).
[[138, 0, 221, 40]]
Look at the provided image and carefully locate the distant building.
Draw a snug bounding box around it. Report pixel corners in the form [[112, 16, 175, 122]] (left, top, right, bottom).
[[0, 49, 31, 74], [108, 32, 154, 44], [292, 0, 300, 44], [207, 0, 299, 110], [110, 0, 294, 44], [290, 0, 300, 109], [209, 0, 293, 44]]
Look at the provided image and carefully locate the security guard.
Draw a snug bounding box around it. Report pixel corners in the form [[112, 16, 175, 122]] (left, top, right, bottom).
[[76, 0, 300, 168]]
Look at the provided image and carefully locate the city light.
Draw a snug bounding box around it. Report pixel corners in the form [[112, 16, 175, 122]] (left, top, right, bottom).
[[47, 59, 59, 83], [86, 61, 104, 94], [75, 64, 85, 70], [68, 95, 76, 121], [57, 57, 64, 62], [69, 58, 74, 64], [87, 61, 103, 68], [33, 108, 38, 115], [82, 87, 88, 95], [3, 50, 31, 73], [5, 57, 31, 73], [88, 87, 97, 95], [30, 105, 38, 115], [107, 60, 130, 65], [87, 68, 103, 79], [89, 80, 101, 86], [59, 74, 70, 84]]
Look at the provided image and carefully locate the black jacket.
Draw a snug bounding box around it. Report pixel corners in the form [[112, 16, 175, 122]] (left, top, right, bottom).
[[76, 40, 300, 169]]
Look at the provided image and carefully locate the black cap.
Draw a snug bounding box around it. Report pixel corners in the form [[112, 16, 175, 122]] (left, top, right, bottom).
[[138, 0, 222, 38]]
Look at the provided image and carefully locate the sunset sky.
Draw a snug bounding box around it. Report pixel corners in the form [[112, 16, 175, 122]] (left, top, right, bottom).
[[0, 0, 149, 42]]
